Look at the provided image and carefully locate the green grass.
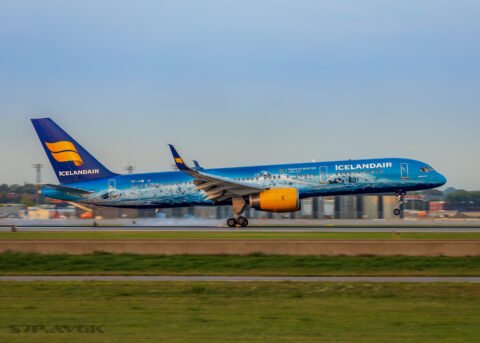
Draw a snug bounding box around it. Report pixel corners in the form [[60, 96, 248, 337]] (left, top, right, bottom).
[[1, 253, 480, 276], [1, 231, 480, 240], [0, 282, 479, 342]]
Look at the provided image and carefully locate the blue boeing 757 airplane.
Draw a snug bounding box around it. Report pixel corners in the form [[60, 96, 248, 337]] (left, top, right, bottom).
[[32, 118, 447, 227]]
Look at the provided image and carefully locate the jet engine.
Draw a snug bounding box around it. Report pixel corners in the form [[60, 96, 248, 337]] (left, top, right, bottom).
[[249, 188, 301, 213]]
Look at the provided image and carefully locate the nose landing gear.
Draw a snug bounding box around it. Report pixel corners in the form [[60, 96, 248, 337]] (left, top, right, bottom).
[[227, 197, 249, 228], [393, 192, 405, 216]]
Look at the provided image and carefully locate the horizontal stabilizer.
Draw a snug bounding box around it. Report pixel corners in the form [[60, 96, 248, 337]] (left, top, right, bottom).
[[41, 184, 93, 196]]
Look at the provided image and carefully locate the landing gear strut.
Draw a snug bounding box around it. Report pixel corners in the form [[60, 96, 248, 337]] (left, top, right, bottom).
[[226, 197, 249, 228], [393, 191, 405, 216]]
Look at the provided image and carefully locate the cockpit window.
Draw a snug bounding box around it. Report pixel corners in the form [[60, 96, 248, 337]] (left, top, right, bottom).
[[420, 166, 434, 173]]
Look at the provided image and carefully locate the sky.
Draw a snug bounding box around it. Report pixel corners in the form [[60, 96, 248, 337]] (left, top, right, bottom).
[[0, 0, 479, 189]]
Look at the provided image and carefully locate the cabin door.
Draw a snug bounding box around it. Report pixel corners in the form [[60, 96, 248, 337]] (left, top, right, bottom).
[[319, 166, 328, 183], [108, 179, 117, 197], [400, 163, 409, 179]]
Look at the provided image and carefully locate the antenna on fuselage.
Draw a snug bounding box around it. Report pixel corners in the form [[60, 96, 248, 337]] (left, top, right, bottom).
[[125, 165, 135, 174]]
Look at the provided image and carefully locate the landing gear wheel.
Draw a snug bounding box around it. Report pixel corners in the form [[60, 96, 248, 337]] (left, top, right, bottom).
[[394, 191, 405, 218], [227, 218, 237, 228], [237, 216, 249, 227]]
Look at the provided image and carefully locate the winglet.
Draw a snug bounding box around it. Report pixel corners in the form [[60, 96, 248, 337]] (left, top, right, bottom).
[[192, 160, 204, 170], [168, 144, 189, 171]]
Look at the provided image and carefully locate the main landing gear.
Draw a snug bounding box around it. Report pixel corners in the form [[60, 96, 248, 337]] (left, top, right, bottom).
[[227, 216, 249, 228], [227, 197, 249, 228], [393, 191, 406, 216]]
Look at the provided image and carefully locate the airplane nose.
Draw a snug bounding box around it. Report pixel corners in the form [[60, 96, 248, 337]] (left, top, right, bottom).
[[436, 173, 447, 186]]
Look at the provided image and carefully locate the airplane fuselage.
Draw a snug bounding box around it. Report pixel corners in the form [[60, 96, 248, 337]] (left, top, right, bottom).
[[42, 157, 446, 208]]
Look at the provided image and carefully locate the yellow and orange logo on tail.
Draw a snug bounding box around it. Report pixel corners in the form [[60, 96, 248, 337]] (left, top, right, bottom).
[[45, 141, 83, 166], [174, 157, 184, 164]]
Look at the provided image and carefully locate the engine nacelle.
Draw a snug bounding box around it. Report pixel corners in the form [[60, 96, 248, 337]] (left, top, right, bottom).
[[249, 188, 301, 213]]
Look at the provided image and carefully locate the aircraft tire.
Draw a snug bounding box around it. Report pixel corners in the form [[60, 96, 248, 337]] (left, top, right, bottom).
[[237, 216, 248, 227], [393, 208, 401, 216], [227, 218, 237, 228]]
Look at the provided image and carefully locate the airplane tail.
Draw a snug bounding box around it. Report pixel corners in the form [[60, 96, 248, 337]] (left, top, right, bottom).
[[31, 118, 117, 184]]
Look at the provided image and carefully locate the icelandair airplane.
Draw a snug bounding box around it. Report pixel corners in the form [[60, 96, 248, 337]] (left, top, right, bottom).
[[32, 118, 447, 227]]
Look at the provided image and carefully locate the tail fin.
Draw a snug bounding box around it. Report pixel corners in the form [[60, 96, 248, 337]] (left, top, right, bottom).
[[31, 118, 117, 184]]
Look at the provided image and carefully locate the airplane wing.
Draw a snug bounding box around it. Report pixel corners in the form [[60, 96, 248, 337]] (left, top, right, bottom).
[[41, 184, 94, 196], [168, 145, 264, 202]]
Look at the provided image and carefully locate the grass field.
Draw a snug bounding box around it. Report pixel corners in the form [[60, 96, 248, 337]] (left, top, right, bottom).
[[1, 231, 480, 240], [1, 253, 480, 276], [0, 282, 479, 342]]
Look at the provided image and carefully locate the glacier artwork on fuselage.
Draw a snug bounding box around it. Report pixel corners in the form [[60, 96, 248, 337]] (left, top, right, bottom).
[[31, 118, 447, 227]]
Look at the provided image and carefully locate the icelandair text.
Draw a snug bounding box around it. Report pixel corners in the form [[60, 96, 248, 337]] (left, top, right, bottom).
[[59, 169, 100, 177], [335, 162, 392, 171]]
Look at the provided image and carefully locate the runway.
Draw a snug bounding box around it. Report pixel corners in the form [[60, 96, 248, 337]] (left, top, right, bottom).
[[2, 225, 480, 233], [0, 275, 479, 282], [2, 218, 480, 233]]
